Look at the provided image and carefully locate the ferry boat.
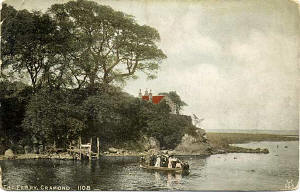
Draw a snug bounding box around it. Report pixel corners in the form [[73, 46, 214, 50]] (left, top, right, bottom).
[[139, 155, 190, 174], [140, 164, 188, 173]]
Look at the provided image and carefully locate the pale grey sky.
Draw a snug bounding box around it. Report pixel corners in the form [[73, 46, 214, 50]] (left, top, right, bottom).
[[3, 0, 300, 131]]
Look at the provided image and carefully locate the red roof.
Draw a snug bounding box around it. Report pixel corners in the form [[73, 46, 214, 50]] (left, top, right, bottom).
[[142, 96, 149, 101], [152, 96, 165, 104], [141, 95, 165, 104]]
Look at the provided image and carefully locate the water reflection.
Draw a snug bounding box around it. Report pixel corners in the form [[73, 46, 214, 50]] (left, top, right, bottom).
[[0, 141, 298, 191], [0, 156, 205, 190]]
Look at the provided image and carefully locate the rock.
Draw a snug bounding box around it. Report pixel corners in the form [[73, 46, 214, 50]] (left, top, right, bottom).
[[167, 150, 176, 155], [181, 134, 197, 145], [0, 145, 5, 155], [175, 133, 212, 154], [149, 137, 160, 150], [33, 145, 39, 154], [108, 147, 118, 153], [217, 149, 226, 154], [148, 148, 159, 154], [32, 136, 39, 144], [261, 148, 269, 154], [139, 136, 160, 151], [284, 146, 288, 148], [4, 149, 14, 157], [196, 128, 206, 136], [16, 145, 25, 154], [24, 145, 31, 154], [160, 150, 169, 154], [38, 145, 44, 154]]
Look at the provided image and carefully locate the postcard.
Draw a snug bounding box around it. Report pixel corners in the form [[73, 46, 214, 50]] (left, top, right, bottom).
[[0, 0, 299, 191]]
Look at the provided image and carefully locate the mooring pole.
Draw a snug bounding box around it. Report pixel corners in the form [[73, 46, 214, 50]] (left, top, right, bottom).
[[89, 138, 92, 160], [0, 166, 2, 189], [97, 137, 100, 159], [79, 136, 82, 160]]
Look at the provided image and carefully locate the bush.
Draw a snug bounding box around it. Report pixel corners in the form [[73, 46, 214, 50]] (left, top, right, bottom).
[[140, 100, 195, 149], [0, 81, 32, 146], [81, 90, 142, 144], [22, 88, 87, 147]]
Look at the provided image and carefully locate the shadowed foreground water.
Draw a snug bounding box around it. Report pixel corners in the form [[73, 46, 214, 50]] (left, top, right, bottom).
[[0, 141, 298, 191]]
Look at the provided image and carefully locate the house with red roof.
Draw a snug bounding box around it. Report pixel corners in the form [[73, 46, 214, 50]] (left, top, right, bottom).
[[138, 89, 176, 114]]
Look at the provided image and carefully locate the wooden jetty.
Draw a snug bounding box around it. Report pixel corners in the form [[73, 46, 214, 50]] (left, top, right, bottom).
[[67, 136, 100, 160]]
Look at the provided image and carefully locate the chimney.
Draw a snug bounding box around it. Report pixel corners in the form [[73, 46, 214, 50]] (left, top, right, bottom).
[[138, 89, 142, 97], [149, 89, 153, 101], [144, 89, 149, 96]]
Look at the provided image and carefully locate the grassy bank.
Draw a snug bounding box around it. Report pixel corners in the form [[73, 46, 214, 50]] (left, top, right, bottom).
[[207, 132, 298, 153]]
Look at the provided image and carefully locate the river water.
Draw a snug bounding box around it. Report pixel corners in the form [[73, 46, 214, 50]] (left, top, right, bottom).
[[0, 141, 298, 191]]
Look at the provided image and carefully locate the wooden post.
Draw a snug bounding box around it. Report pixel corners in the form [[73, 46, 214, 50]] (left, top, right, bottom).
[[0, 166, 2, 189], [79, 136, 82, 160], [97, 137, 100, 159], [89, 138, 92, 160]]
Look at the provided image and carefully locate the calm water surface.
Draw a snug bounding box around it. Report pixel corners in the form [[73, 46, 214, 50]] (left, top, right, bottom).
[[1, 141, 298, 191]]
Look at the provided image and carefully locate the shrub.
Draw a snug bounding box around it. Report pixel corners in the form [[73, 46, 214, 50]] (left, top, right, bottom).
[[22, 88, 87, 147]]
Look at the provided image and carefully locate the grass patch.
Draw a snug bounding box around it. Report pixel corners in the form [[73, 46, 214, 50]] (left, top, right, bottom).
[[207, 132, 298, 148]]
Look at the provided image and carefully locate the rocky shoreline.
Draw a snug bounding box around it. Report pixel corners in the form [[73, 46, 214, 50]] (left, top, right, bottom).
[[1, 132, 296, 161], [0, 146, 269, 161]]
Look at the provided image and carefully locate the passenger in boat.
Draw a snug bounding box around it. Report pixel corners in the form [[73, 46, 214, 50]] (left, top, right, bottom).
[[161, 155, 168, 167], [175, 162, 182, 168], [168, 156, 177, 168], [140, 156, 146, 164], [155, 156, 161, 167], [149, 155, 156, 166], [182, 162, 189, 170]]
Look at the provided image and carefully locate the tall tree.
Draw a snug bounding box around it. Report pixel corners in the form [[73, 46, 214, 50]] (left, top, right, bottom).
[[1, 4, 73, 91], [159, 91, 187, 114], [49, 0, 167, 91]]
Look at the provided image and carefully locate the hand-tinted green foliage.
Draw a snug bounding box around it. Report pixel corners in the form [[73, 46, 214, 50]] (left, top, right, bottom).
[[49, 0, 167, 90], [1, 4, 72, 90], [142, 102, 193, 149], [0, 81, 32, 147], [159, 91, 187, 114], [82, 90, 137, 144], [81, 89, 194, 149], [22, 88, 87, 147], [131, 98, 194, 149], [0, 1, 193, 152]]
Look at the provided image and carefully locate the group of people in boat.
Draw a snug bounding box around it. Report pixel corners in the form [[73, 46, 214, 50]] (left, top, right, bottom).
[[141, 154, 189, 170]]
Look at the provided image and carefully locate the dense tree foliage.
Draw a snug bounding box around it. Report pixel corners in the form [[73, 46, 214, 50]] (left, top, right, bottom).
[[139, 100, 194, 149], [0, 0, 196, 153], [48, 0, 166, 91], [22, 88, 87, 147], [1, 4, 71, 90], [0, 81, 32, 151], [81, 89, 139, 144], [159, 91, 187, 114]]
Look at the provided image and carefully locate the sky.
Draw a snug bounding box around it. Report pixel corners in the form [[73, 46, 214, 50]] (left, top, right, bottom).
[[2, 0, 300, 131]]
